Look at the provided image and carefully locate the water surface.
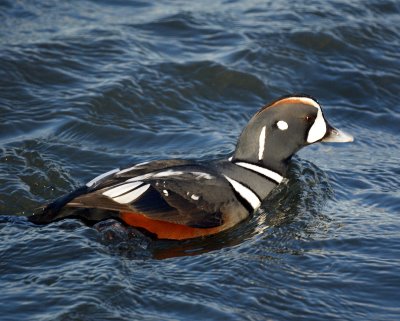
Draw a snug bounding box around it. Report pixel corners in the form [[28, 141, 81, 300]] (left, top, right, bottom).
[[1, 0, 400, 320]]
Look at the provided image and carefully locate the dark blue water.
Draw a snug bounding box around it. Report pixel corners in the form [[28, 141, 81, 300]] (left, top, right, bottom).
[[1, 0, 400, 320]]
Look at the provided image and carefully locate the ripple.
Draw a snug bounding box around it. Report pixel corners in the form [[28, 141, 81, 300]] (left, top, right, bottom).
[[1, 0, 400, 320]]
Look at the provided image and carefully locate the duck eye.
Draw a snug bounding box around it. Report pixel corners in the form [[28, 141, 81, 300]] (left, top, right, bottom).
[[305, 115, 314, 122]]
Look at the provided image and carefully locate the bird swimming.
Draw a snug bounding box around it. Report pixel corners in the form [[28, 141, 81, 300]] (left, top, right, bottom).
[[28, 95, 353, 240]]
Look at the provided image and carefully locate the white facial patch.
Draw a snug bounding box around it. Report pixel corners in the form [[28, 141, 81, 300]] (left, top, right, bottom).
[[277, 120, 288, 130], [258, 126, 266, 160], [307, 105, 327, 143]]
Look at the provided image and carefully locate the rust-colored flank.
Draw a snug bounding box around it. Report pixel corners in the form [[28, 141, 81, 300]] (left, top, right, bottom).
[[120, 211, 222, 240]]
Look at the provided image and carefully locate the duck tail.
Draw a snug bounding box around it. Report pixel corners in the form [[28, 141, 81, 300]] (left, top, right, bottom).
[[28, 186, 120, 225], [28, 186, 89, 224]]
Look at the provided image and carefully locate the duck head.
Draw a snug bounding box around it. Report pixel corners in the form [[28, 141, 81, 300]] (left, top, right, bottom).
[[232, 95, 353, 175]]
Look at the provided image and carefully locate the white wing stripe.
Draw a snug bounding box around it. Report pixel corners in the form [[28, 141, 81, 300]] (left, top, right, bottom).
[[102, 181, 143, 198], [127, 173, 154, 182], [153, 170, 185, 177], [86, 168, 120, 187], [126, 170, 214, 182], [117, 161, 150, 175], [117, 166, 139, 175], [224, 175, 261, 210], [235, 162, 283, 184], [112, 184, 150, 204]]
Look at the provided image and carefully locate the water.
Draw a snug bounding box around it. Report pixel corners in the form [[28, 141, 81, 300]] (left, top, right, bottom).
[[1, 0, 400, 320]]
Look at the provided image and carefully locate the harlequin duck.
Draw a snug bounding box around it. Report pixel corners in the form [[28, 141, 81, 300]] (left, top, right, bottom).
[[28, 95, 353, 240]]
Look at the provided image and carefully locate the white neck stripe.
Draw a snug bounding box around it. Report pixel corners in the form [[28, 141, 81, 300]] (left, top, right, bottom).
[[224, 175, 261, 210], [234, 162, 283, 184]]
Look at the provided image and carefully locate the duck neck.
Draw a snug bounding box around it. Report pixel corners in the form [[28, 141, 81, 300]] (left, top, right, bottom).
[[232, 151, 290, 178], [231, 116, 299, 177]]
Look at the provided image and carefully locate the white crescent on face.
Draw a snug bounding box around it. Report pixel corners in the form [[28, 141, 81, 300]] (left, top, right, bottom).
[[305, 100, 327, 144]]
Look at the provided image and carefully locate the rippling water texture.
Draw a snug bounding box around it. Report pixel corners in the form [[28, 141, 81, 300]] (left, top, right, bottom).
[[1, 0, 400, 320]]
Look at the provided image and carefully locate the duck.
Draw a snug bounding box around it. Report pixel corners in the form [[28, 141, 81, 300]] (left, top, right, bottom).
[[28, 95, 353, 240]]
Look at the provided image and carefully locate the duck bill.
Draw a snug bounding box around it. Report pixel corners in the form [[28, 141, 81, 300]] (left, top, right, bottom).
[[321, 123, 354, 143]]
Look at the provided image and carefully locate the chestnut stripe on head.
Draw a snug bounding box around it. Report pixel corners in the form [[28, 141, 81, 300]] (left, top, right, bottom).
[[257, 96, 320, 115]]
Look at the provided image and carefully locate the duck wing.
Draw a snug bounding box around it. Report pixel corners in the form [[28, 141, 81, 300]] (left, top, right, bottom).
[[69, 166, 237, 228], [29, 160, 248, 237]]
